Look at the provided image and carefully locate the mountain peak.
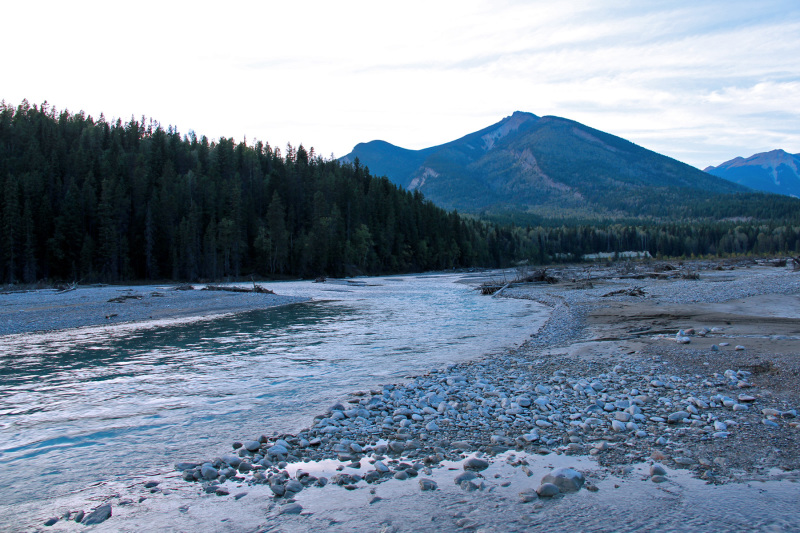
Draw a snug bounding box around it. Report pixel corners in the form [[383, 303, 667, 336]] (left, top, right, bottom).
[[340, 113, 747, 218], [480, 111, 539, 151], [705, 149, 800, 197]]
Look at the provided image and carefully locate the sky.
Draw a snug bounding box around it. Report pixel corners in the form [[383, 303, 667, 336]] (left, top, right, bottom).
[[3, 0, 799, 169]]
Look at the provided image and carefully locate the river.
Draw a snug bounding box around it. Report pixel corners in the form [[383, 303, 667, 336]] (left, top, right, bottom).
[[0, 273, 547, 517]]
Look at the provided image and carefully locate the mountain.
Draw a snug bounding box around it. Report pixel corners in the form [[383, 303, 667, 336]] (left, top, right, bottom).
[[704, 149, 800, 198], [341, 112, 750, 221]]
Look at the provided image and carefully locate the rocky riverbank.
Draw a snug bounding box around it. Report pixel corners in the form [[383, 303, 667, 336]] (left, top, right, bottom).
[[0, 284, 309, 336], [28, 260, 800, 532]]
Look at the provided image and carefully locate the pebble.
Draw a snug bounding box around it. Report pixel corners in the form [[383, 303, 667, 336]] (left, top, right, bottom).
[[419, 478, 438, 491], [541, 467, 584, 493], [279, 503, 303, 515], [536, 482, 561, 497], [81, 504, 112, 525], [463, 457, 490, 471], [650, 464, 667, 476]]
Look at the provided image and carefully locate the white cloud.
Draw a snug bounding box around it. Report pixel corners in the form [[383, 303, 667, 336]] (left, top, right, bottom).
[[2, 0, 798, 168]]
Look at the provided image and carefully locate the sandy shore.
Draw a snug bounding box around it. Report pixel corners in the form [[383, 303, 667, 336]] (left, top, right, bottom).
[[0, 284, 310, 336], [13, 261, 800, 532]]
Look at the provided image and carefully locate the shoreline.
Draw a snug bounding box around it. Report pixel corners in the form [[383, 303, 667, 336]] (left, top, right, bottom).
[[11, 261, 800, 531], [0, 284, 311, 337]]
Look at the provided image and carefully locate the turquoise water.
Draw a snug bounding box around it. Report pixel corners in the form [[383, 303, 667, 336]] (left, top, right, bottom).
[[0, 273, 546, 507]]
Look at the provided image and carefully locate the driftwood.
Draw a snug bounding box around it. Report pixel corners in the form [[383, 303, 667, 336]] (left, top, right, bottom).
[[602, 286, 646, 297], [108, 294, 143, 303], [478, 268, 559, 295], [203, 284, 275, 294], [54, 283, 77, 293]]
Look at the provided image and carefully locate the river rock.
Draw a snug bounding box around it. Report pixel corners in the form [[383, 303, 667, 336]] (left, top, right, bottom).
[[536, 482, 560, 497], [268, 444, 288, 456], [201, 464, 218, 480], [244, 440, 261, 452], [454, 471, 478, 484], [285, 480, 304, 493], [82, 504, 112, 525], [519, 489, 538, 502], [667, 411, 690, 423], [650, 464, 667, 476], [280, 503, 303, 515], [44, 517, 58, 526], [419, 478, 438, 491], [270, 482, 286, 497], [463, 457, 490, 471], [541, 467, 584, 493]]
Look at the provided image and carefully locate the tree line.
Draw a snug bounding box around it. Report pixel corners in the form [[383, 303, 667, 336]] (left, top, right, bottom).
[[1, 100, 531, 283], [2, 100, 799, 284]]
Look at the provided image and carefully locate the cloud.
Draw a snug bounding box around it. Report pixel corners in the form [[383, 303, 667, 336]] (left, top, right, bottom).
[[1, 0, 798, 169]]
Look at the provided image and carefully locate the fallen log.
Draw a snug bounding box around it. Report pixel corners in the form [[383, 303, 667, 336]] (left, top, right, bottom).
[[203, 284, 275, 294]]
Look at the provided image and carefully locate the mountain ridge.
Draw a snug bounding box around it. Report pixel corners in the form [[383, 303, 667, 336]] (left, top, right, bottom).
[[341, 112, 748, 220], [705, 149, 800, 198]]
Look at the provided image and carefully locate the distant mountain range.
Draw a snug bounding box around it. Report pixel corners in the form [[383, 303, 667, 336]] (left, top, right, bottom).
[[340, 112, 749, 221], [705, 149, 800, 198]]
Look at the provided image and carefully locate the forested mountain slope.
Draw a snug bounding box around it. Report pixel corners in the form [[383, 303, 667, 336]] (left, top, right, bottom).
[[705, 149, 800, 198], [342, 112, 791, 222], [0, 100, 523, 283]]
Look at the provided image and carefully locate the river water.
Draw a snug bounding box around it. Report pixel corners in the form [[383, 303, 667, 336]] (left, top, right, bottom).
[[0, 273, 546, 514]]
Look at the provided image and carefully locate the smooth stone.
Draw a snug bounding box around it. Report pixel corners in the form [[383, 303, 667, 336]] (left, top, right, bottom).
[[268, 444, 289, 456], [735, 345, 745, 351], [463, 457, 490, 471], [374, 460, 390, 473], [285, 480, 304, 493], [454, 471, 478, 485], [44, 517, 58, 526], [536, 482, 561, 497], [280, 503, 303, 515], [614, 412, 632, 422], [425, 421, 439, 432], [73, 511, 84, 523], [541, 467, 584, 493], [270, 483, 286, 497], [419, 478, 438, 491], [651, 475, 668, 483], [201, 465, 219, 480], [711, 344, 720, 351], [82, 504, 112, 525], [667, 411, 690, 423], [519, 489, 538, 502], [175, 462, 199, 471], [244, 440, 261, 452], [215, 487, 229, 496], [611, 420, 627, 432], [650, 464, 667, 476], [394, 470, 409, 480]]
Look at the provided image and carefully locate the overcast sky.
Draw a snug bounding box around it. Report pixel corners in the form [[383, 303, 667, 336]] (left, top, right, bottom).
[[4, 0, 798, 168]]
